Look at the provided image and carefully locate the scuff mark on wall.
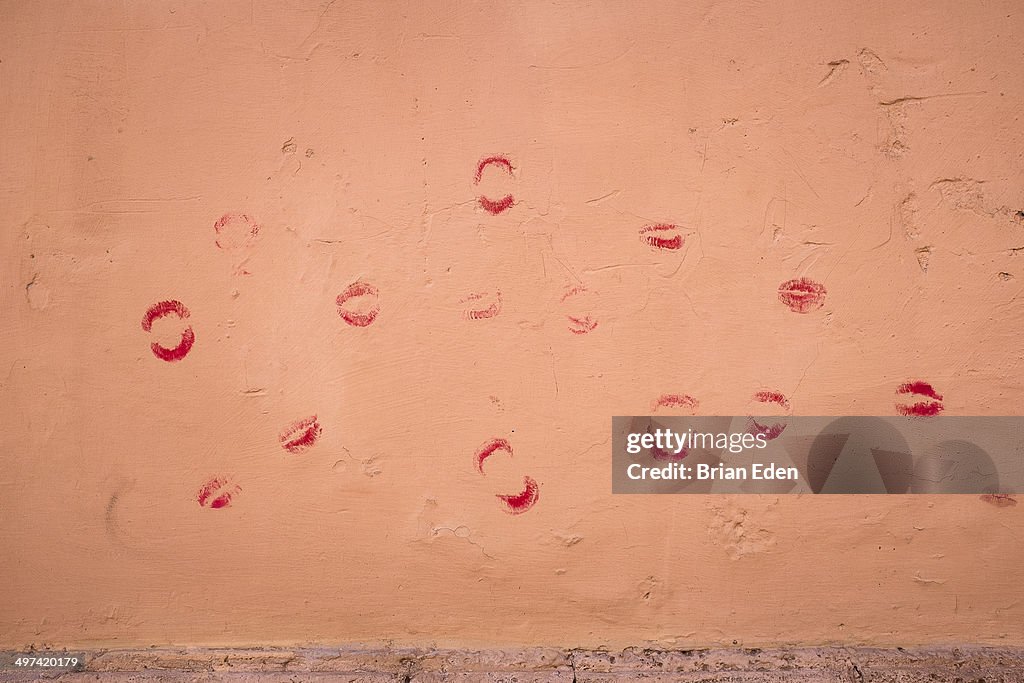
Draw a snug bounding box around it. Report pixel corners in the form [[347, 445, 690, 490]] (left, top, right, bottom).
[[706, 501, 776, 560]]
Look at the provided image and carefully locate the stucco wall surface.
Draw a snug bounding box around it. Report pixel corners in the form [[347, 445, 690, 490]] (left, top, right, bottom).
[[1, 0, 1023, 649]]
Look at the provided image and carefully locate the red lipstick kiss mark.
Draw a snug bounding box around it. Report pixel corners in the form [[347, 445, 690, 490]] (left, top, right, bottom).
[[474, 437, 513, 474], [561, 285, 599, 335], [747, 390, 791, 441], [560, 285, 588, 302], [141, 300, 195, 362], [497, 475, 540, 515], [640, 224, 684, 251], [778, 277, 827, 313], [479, 194, 515, 215], [898, 381, 942, 400], [336, 281, 381, 327], [753, 389, 790, 408], [652, 393, 699, 414], [280, 415, 322, 454], [213, 213, 259, 250], [475, 155, 514, 183], [747, 419, 786, 441], [566, 315, 598, 335], [475, 155, 515, 215], [461, 291, 502, 320], [980, 494, 1018, 508], [895, 380, 944, 416], [196, 477, 240, 509], [651, 444, 688, 462], [635, 417, 689, 461]]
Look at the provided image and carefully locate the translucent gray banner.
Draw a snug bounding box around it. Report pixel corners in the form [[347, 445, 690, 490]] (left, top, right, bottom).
[[611, 416, 1024, 494]]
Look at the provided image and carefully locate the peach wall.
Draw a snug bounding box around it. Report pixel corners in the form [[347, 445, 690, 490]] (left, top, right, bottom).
[[1, 0, 1022, 649]]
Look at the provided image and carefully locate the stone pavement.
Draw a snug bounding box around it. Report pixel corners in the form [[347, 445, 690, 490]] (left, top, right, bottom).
[[2, 646, 1023, 681]]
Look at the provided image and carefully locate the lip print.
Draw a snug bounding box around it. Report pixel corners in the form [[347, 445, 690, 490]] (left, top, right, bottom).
[[474, 439, 540, 514], [746, 389, 791, 441], [461, 291, 502, 320], [141, 300, 195, 362], [561, 285, 599, 335], [560, 285, 587, 301], [474, 437, 513, 474], [280, 415, 322, 454], [479, 194, 515, 214], [980, 494, 1017, 508], [652, 393, 699, 414], [650, 442, 687, 462], [475, 155, 515, 215], [196, 477, 240, 509], [778, 277, 827, 313], [566, 315, 598, 334], [497, 475, 540, 515], [475, 156, 514, 183], [639, 223, 685, 251], [895, 380, 944, 416], [213, 213, 259, 250], [635, 416, 689, 462], [336, 281, 381, 327]]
